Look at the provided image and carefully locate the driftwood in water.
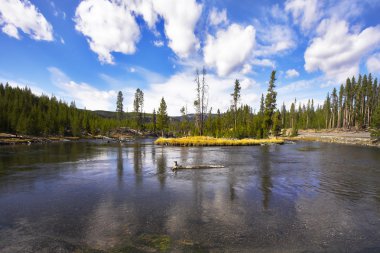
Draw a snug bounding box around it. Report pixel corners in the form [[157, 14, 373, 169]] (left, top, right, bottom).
[[172, 161, 224, 171]]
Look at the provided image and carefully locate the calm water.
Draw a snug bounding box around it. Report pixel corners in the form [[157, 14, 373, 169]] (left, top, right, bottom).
[[0, 139, 379, 252]]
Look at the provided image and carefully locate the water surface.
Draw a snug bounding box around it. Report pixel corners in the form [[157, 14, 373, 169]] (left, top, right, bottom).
[[0, 140, 380, 252]]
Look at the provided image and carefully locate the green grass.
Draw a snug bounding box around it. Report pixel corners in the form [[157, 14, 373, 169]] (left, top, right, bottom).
[[138, 234, 172, 252], [155, 136, 284, 146]]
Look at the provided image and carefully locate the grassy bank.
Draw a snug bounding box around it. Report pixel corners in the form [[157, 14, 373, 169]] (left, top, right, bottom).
[[155, 136, 284, 146]]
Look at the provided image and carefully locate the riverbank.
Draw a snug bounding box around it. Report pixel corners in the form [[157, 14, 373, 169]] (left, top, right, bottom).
[[282, 129, 380, 147], [155, 136, 284, 146], [0, 133, 133, 145], [0, 133, 75, 145]]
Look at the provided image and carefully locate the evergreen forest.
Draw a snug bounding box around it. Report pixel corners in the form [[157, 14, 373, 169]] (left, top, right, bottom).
[[1, 71, 380, 138]]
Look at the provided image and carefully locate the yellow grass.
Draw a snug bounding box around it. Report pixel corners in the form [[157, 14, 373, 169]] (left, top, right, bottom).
[[155, 136, 284, 146]]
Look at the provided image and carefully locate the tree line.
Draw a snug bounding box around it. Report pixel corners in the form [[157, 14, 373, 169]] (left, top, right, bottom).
[[280, 73, 380, 136], [1, 71, 379, 138], [0, 83, 122, 136]]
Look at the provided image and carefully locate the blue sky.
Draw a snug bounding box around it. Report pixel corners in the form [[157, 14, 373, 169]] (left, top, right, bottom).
[[0, 0, 380, 115]]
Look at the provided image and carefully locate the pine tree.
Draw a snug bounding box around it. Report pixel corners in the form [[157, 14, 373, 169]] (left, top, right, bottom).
[[272, 110, 281, 136], [157, 97, 168, 137], [324, 93, 331, 129], [152, 109, 157, 134], [133, 88, 144, 130], [231, 79, 241, 136], [263, 71, 277, 137], [116, 91, 123, 120], [338, 84, 344, 128], [331, 88, 338, 128], [259, 94, 265, 116], [281, 102, 286, 127], [216, 109, 222, 137], [290, 100, 297, 135], [180, 106, 188, 136]]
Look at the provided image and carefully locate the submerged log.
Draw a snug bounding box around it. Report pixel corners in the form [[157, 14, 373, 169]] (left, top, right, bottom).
[[172, 161, 224, 171]]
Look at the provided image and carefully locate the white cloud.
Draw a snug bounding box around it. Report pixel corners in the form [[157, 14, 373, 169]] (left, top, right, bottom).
[[142, 71, 259, 115], [367, 53, 380, 74], [128, 0, 158, 29], [278, 79, 312, 93], [277, 78, 327, 108], [0, 77, 46, 96], [204, 23, 255, 76], [130, 66, 166, 83], [252, 59, 275, 68], [304, 19, 380, 82], [241, 64, 252, 74], [153, 40, 164, 47], [2, 24, 19, 39], [326, 0, 378, 21], [209, 8, 228, 26], [152, 0, 202, 58], [47, 66, 261, 115], [270, 4, 288, 22], [285, 69, 300, 78], [74, 0, 202, 62], [285, 0, 321, 31], [48, 67, 117, 110], [0, 0, 53, 41], [74, 0, 140, 64], [255, 25, 296, 56]]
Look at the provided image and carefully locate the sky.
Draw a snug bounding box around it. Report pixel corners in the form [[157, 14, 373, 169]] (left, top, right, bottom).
[[0, 0, 380, 115]]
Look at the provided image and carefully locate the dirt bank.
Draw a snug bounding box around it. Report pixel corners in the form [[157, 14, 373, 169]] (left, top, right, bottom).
[[0, 133, 134, 145], [283, 129, 380, 147]]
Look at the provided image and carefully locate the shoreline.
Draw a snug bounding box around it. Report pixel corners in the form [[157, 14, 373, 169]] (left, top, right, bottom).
[[0, 133, 135, 145], [1, 130, 379, 147], [282, 129, 380, 148]]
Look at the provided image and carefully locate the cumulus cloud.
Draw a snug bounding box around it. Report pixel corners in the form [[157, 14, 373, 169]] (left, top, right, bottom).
[[241, 64, 252, 74], [252, 59, 275, 68], [304, 19, 380, 82], [152, 0, 202, 58], [277, 78, 327, 108], [2, 24, 19, 39], [285, 0, 321, 31], [286, 69, 300, 78], [128, 0, 158, 29], [366, 53, 380, 74], [47, 65, 261, 115], [255, 25, 296, 57], [204, 24, 255, 76], [74, 0, 202, 62], [74, 0, 140, 64], [142, 71, 259, 115], [0, 0, 53, 41], [0, 76, 46, 96], [48, 67, 117, 110], [209, 8, 228, 26]]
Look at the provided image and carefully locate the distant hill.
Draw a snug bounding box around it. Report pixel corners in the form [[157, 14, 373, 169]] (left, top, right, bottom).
[[93, 110, 209, 121]]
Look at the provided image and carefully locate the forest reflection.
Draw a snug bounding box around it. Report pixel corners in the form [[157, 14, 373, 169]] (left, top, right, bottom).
[[259, 146, 272, 210]]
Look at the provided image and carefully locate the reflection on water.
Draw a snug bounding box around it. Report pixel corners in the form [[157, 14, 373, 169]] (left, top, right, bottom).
[[259, 146, 272, 210], [117, 144, 123, 186], [156, 147, 167, 188], [0, 140, 380, 252]]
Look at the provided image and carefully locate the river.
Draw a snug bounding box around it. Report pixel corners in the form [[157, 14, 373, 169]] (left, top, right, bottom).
[[0, 139, 379, 252]]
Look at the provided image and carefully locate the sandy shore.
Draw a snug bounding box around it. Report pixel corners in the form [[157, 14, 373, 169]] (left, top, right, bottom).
[[284, 129, 379, 147]]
